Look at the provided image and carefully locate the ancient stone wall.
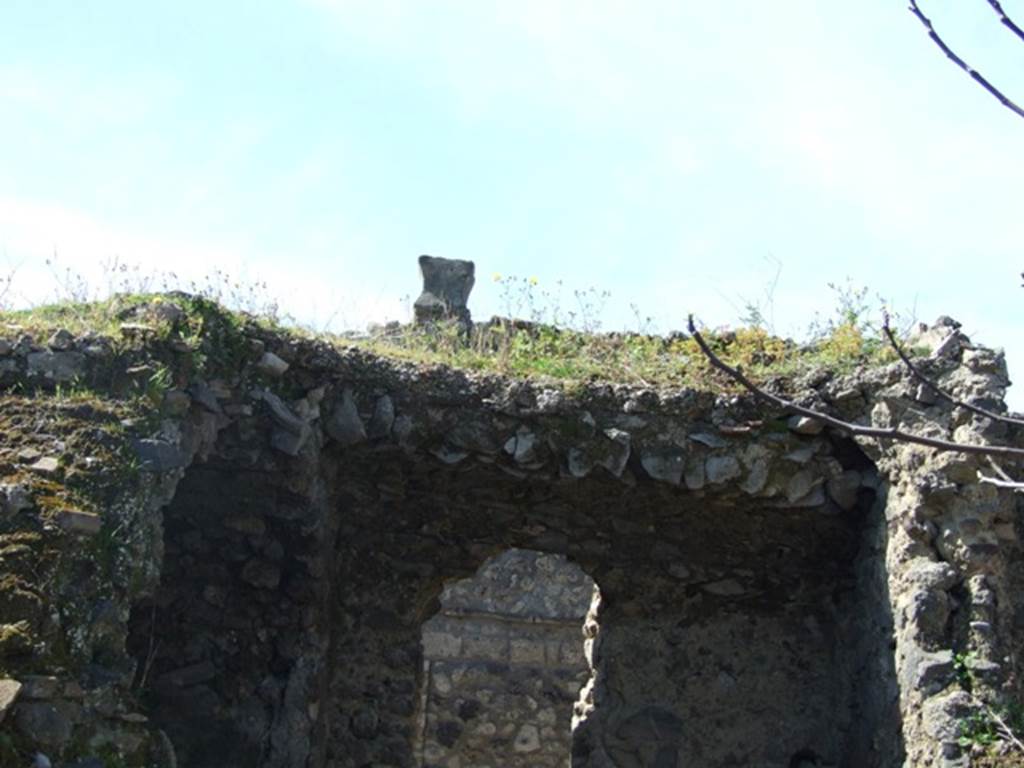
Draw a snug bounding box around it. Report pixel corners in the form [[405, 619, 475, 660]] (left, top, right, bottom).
[[0, 297, 1021, 768], [415, 549, 594, 767]]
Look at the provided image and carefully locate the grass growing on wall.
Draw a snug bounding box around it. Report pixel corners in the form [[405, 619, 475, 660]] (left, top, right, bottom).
[[0, 261, 909, 392]]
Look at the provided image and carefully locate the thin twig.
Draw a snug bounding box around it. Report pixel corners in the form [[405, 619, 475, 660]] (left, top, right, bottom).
[[882, 313, 1024, 426], [970, 692, 1024, 754], [137, 605, 162, 691], [988, 704, 1024, 754], [978, 474, 1024, 491], [988, 457, 1016, 482], [908, 0, 1024, 120], [687, 314, 1024, 458], [988, 0, 1024, 45]]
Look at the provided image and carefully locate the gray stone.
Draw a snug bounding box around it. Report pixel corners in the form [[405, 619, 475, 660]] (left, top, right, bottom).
[[566, 447, 594, 478], [930, 333, 961, 360], [0, 338, 11, 356], [82, 339, 113, 358], [14, 702, 73, 748], [740, 458, 770, 495], [964, 656, 1003, 685], [905, 560, 959, 592], [257, 351, 290, 377], [133, 439, 187, 471], [162, 389, 192, 416], [325, 389, 366, 446], [689, 432, 726, 448], [904, 587, 951, 641], [640, 449, 684, 485], [187, 380, 223, 414], [705, 456, 741, 485], [826, 470, 861, 511], [422, 631, 461, 658], [47, 329, 74, 351], [790, 484, 826, 507], [512, 723, 541, 753], [909, 317, 962, 357], [0, 678, 21, 723], [599, 428, 631, 477], [535, 388, 564, 413], [788, 415, 824, 435], [786, 469, 822, 503], [413, 255, 475, 326], [55, 510, 102, 536], [368, 395, 395, 440], [18, 677, 59, 701], [26, 350, 85, 382], [148, 300, 185, 324], [903, 646, 954, 695], [18, 448, 41, 462], [262, 391, 306, 435], [914, 383, 939, 405], [784, 444, 817, 464], [27, 457, 60, 475], [392, 414, 414, 445], [271, 424, 311, 456], [448, 417, 503, 454], [505, 428, 540, 464], [925, 692, 970, 745], [0, 482, 31, 515], [430, 445, 468, 465], [14, 333, 33, 354]]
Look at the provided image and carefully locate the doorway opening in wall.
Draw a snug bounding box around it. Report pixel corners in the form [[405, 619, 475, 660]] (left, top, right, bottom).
[[414, 549, 598, 768]]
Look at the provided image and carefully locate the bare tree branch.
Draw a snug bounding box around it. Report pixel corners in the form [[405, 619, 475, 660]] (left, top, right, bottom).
[[988, 457, 1017, 482], [978, 474, 1024, 491], [908, 0, 1024, 121], [987, 0, 1024, 46], [686, 314, 1024, 458], [882, 313, 1024, 426]]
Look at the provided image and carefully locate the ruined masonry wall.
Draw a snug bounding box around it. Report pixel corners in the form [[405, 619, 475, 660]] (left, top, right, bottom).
[[416, 549, 595, 767], [1, 299, 1022, 768]]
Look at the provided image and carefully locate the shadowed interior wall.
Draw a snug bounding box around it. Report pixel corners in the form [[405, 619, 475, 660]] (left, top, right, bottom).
[[323, 439, 897, 768], [125, 426, 898, 768]]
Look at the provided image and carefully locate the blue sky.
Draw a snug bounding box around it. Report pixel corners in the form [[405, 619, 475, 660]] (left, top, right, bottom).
[[2, 2, 1023, 401]]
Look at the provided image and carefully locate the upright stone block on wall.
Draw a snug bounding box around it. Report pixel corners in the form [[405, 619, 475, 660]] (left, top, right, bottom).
[[413, 255, 475, 328]]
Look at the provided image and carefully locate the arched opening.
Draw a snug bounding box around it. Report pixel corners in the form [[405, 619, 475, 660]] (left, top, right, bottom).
[[414, 549, 597, 767], [125, 431, 336, 768]]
